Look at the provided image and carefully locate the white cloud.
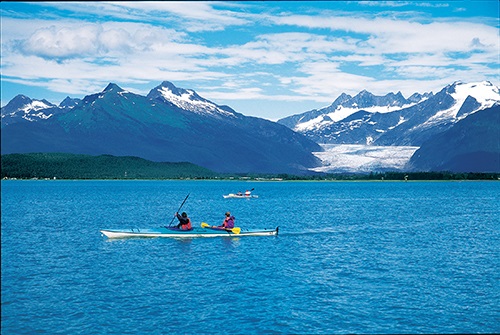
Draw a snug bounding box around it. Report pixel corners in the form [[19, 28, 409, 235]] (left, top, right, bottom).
[[287, 61, 376, 98], [1, 2, 498, 120], [273, 14, 499, 55], [34, 1, 253, 32], [19, 24, 103, 59], [10, 20, 188, 60]]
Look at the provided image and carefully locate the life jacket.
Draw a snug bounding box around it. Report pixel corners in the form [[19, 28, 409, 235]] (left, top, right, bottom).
[[224, 216, 235, 228], [181, 218, 192, 230]]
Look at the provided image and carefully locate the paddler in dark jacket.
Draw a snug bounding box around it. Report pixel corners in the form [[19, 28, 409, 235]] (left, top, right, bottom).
[[175, 212, 192, 230]]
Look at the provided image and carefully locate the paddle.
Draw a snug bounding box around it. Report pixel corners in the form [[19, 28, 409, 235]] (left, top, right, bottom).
[[167, 193, 190, 227], [201, 222, 241, 234]]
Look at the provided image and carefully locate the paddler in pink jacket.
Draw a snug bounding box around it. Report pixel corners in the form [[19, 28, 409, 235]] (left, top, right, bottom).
[[220, 211, 235, 229]]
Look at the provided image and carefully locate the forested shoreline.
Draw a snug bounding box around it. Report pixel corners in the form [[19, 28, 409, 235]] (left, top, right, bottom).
[[1, 153, 499, 181], [1, 153, 217, 180]]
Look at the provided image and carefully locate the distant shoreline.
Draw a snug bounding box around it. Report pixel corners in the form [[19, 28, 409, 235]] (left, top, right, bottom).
[[3, 175, 499, 182], [2, 153, 499, 181]]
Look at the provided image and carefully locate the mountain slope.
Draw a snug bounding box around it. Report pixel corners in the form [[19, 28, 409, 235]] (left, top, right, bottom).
[[376, 81, 499, 146], [1, 82, 321, 174], [407, 105, 500, 172]]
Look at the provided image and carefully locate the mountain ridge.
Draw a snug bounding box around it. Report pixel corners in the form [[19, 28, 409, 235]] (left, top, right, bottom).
[[1, 81, 321, 174], [2, 80, 499, 173], [278, 81, 499, 146], [408, 105, 500, 172]]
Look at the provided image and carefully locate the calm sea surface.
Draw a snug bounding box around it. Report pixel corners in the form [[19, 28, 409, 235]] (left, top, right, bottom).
[[1, 180, 499, 334]]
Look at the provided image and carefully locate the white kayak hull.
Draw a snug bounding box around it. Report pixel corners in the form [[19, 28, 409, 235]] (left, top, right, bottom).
[[100, 227, 278, 239], [223, 194, 259, 199]]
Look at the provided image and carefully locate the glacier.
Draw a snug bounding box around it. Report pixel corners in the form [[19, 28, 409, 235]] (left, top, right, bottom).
[[311, 144, 419, 173]]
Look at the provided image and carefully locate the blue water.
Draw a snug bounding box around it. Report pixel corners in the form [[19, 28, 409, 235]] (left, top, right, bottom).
[[1, 180, 499, 334]]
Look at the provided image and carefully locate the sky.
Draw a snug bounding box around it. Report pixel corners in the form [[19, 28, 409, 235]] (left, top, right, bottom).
[[1, 1, 499, 121]]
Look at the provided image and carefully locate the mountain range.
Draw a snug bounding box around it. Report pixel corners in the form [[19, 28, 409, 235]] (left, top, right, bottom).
[[278, 81, 499, 172], [1, 82, 321, 174], [1, 80, 499, 173], [278, 81, 498, 145]]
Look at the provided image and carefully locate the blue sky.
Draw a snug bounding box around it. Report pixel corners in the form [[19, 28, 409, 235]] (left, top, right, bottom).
[[1, 1, 499, 120]]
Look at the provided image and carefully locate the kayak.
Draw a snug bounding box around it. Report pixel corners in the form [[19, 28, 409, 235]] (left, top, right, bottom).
[[223, 193, 259, 199], [100, 226, 279, 239]]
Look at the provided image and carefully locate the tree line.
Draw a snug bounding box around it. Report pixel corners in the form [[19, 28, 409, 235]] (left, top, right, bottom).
[[1, 153, 217, 179], [2, 153, 498, 181]]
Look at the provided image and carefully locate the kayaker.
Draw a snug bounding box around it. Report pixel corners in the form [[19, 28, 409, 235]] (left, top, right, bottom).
[[220, 211, 235, 229], [175, 212, 192, 230]]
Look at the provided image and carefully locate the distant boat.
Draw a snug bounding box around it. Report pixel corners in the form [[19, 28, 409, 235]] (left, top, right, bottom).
[[223, 188, 258, 199]]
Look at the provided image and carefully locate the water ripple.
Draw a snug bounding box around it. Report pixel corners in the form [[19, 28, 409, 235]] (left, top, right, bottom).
[[2, 180, 499, 334]]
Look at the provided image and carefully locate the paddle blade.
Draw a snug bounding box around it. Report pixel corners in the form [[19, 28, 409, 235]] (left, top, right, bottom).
[[231, 227, 241, 234], [201, 222, 210, 228]]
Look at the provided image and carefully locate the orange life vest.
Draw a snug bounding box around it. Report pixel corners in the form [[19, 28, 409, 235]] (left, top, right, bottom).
[[181, 218, 192, 230]]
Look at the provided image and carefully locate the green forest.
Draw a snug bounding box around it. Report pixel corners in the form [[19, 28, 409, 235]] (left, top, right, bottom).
[[1, 153, 499, 181], [1, 153, 218, 179]]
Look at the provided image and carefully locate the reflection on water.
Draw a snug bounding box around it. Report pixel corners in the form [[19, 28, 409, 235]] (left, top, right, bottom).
[[221, 237, 241, 248]]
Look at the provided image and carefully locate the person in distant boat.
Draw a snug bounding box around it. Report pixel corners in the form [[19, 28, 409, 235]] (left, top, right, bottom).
[[175, 212, 192, 230], [245, 190, 251, 196], [219, 211, 235, 229]]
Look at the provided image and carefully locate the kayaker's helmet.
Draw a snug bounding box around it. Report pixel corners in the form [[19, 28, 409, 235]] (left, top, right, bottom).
[[225, 211, 231, 216], [181, 212, 187, 218]]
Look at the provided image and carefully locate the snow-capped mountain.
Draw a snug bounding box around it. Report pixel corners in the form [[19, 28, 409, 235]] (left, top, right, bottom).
[[278, 90, 431, 132], [1, 95, 57, 126], [278, 81, 499, 146], [2, 80, 498, 173], [1, 81, 321, 174], [147, 81, 236, 119], [1, 94, 84, 127]]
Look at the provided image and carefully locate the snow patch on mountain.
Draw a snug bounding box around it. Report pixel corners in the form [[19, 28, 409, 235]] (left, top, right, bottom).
[[1, 98, 55, 123], [23, 100, 53, 112], [157, 85, 235, 118], [389, 116, 407, 130], [311, 144, 419, 173], [424, 81, 499, 126], [295, 102, 418, 132], [453, 81, 499, 107], [22, 111, 53, 121]]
